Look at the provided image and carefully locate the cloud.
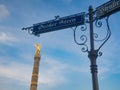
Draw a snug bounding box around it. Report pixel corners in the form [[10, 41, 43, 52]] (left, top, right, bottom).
[[0, 4, 10, 22], [0, 61, 31, 85], [39, 56, 68, 86], [0, 53, 91, 89], [0, 32, 18, 45], [0, 55, 68, 87]]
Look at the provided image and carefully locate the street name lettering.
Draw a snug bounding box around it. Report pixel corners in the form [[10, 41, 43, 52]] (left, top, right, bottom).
[[32, 12, 85, 35], [37, 18, 76, 30], [96, 0, 120, 19]]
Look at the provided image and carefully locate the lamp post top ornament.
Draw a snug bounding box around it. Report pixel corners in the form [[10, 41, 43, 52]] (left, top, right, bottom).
[[35, 43, 41, 56]]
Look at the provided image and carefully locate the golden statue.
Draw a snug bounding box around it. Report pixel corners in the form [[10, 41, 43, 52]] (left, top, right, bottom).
[[35, 44, 41, 55]]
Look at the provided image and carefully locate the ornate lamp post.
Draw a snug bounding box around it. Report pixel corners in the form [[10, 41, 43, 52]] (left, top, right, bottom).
[[72, 6, 111, 90], [88, 6, 99, 90]]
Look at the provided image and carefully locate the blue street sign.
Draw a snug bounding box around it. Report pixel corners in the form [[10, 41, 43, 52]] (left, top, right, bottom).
[[32, 12, 85, 35], [96, 0, 120, 19]]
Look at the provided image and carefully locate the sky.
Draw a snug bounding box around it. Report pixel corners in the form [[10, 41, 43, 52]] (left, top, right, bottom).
[[0, 0, 120, 90]]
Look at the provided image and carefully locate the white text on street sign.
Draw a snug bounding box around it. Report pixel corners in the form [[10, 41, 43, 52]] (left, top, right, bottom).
[[96, 0, 120, 19], [32, 12, 85, 35]]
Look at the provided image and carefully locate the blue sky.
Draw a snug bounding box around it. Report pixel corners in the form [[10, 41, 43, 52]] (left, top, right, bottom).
[[0, 0, 120, 90]]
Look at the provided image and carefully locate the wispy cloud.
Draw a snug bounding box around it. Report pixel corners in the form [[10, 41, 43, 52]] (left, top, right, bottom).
[[0, 4, 10, 22], [0, 32, 18, 45], [0, 53, 91, 88], [0, 60, 31, 84], [39, 56, 68, 86], [0, 55, 68, 87]]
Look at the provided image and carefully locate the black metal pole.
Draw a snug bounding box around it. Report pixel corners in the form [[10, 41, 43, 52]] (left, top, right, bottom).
[[88, 6, 99, 90]]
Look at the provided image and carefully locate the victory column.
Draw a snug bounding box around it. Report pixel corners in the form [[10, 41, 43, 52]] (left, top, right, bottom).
[[30, 44, 41, 90]]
